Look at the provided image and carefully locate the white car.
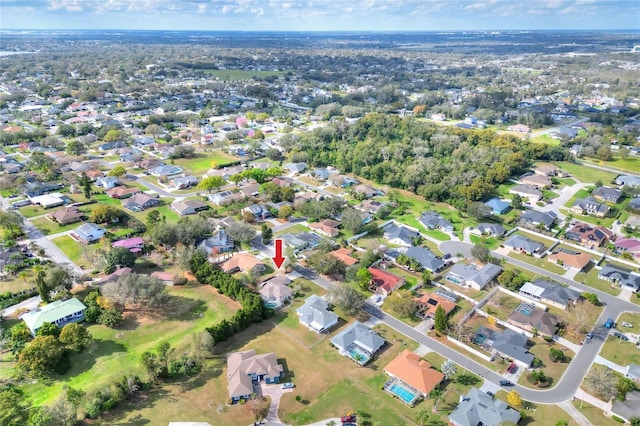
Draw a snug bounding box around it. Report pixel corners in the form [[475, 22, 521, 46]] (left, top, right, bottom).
[[621, 321, 633, 328], [281, 382, 295, 389]]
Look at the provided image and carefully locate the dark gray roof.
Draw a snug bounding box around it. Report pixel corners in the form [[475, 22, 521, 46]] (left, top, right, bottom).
[[383, 223, 420, 245], [520, 210, 557, 228], [598, 264, 640, 292], [504, 235, 544, 254], [612, 391, 640, 421], [476, 223, 506, 236], [449, 387, 521, 426], [531, 279, 581, 306], [330, 321, 385, 354]]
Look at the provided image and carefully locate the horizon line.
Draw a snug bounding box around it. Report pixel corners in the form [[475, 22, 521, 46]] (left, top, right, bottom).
[[2, 28, 640, 33]]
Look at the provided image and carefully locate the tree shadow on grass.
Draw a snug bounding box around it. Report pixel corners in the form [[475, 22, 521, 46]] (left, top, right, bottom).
[[58, 338, 127, 378], [105, 387, 171, 425], [456, 374, 480, 386], [175, 358, 225, 393]]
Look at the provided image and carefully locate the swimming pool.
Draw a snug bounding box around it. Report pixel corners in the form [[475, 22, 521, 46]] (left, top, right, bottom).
[[389, 383, 417, 405]]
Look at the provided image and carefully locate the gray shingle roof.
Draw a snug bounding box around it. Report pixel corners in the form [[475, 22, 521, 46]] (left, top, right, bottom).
[[449, 388, 521, 426]]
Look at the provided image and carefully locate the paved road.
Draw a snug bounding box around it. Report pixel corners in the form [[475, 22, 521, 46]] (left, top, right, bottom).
[[1, 295, 41, 317], [527, 117, 589, 139]]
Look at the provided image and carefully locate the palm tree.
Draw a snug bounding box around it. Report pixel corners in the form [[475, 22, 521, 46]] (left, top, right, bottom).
[[415, 409, 431, 426], [429, 387, 444, 412]]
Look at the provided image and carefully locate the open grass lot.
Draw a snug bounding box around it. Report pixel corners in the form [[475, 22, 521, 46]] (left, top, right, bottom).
[[204, 69, 288, 81], [574, 262, 622, 296], [530, 134, 561, 146], [19, 204, 55, 218], [0, 274, 34, 294], [30, 216, 81, 235], [482, 291, 522, 321], [517, 340, 574, 389], [572, 400, 621, 426], [174, 151, 239, 175], [552, 161, 618, 184], [508, 252, 567, 275], [448, 298, 475, 325], [273, 223, 308, 238], [549, 302, 603, 345], [18, 285, 240, 411], [514, 229, 556, 246], [616, 312, 640, 334], [493, 391, 578, 426], [423, 229, 451, 241], [470, 234, 500, 249], [582, 155, 640, 175], [599, 336, 640, 367], [92, 193, 123, 206], [51, 235, 98, 269]]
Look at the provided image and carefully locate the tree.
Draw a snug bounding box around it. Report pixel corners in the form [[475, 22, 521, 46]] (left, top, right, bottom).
[[512, 194, 523, 209], [471, 243, 490, 263], [434, 305, 449, 333], [616, 377, 637, 400], [306, 251, 346, 277], [261, 223, 272, 244], [225, 221, 256, 246], [507, 390, 522, 407], [97, 309, 123, 327], [549, 347, 565, 363], [77, 172, 92, 199], [0, 389, 30, 426], [341, 208, 365, 234], [65, 140, 87, 156], [59, 323, 92, 353], [104, 246, 136, 274], [355, 267, 373, 291], [35, 268, 50, 303], [629, 417, 640, 426], [197, 176, 225, 193], [467, 201, 492, 220], [108, 165, 127, 177], [37, 322, 61, 338], [63, 386, 86, 422], [90, 204, 123, 224], [414, 409, 432, 426], [585, 365, 618, 400], [596, 146, 613, 161], [442, 359, 457, 380], [45, 265, 76, 291], [146, 209, 162, 226], [582, 292, 601, 306], [245, 395, 270, 422], [102, 273, 167, 309], [385, 289, 417, 318], [278, 205, 294, 219], [497, 269, 527, 291], [328, 285, 365, 317], [429, 387, 443, 412], [18, 335, 66, 376]]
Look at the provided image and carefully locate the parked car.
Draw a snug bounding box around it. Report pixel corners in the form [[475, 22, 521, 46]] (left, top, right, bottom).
[[621, 321, 633, 328], [507, 363, 518, 374], [604, 318, 615, 329], [613, 332, 629, 341], [486, 391, 494, 398], [499, 380, 513, 386], [341, 414, 357, 423], [281, 382, 295, 389], [586, 332, 593, 340]]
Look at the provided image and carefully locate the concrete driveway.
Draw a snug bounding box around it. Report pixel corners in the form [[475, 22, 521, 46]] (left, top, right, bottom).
[[260, 382, 294, 424]]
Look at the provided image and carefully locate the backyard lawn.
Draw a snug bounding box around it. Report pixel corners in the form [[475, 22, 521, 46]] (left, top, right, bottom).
[[0, 274, 35, 294], [173, 151, 239, 175], [19, 285, 240, 411]]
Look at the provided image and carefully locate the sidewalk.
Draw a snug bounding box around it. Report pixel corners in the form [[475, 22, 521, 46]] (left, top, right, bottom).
[[574, 388, 612, 413], [554, 335, 582, 353], [558, 400, 593, 426], [593, 355, 628, 375]]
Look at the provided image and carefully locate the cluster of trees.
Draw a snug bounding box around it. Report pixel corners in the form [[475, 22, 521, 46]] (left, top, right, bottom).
[[14, 322, 91, 377], [190, 250, 269, 343], [306, 250, 346, 278], [140, 341, 202, 382], [101, 273, 168, 310], [0, 210, 24, 241], [585, 365, 639, 402], [385, 289, 417, 318], [496, 269, 529, 292], [396, 254, 424, 272], [327, 285, 366, 317], [296, 197, 343, 222], [260, 181, 295, 203], [549, 347, 567, 363], [83, 289, 124, 328], [34, 265, 75, 303], [148, 216, 211, 248], [104, 246, 136, 274], [84, 375, 145, 419]]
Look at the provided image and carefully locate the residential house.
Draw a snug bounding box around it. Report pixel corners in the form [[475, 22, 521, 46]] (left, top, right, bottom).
[[72, 222, 106, 244], [415, 292, 456, 319], [473, 326, 534, 368], [171, 200, 209, 216], [258, 276, 293, 308], [592, 186, 622, 204], [353, 184, 382, 199], [418, 211, 454, 233], [283, 162, 307, 173], [312, 168, 333, 181], [614, 238, 640, 259], [271, 177, 291, 188], [383, 350, 444, 405], [449, 388, 521, 426], [96, 267, 133, 285], [519, 210, 557, 230], [48, 206, 84, 225], [535, 165, 559, 177], [625, 364, 640, 382], [220, 253, 265, 274], [330, 321, 385, 366], [629, 198, 640, 212], [239, 183, 260, 198], [368, 267, 405, 297], [445, 263, 502, 291], [330, 247, 359, 267], [519, 279, 581, 310], [484, 198, 510, 215], [547, 249, 592, 272], [150, 271, 174, 285], [329, 174, 359, 188], [611, 391, 640, 423], [294, 191, 324, 203], [598, 264, 640, 293], [150, 164, 183, 177], [509, 184, 542, 202], [507, 123, 530, 133], [296, 294, 339, 333], [242, 204, 270, 220], [503, 235, 544, 255], [309, 219, 340, 238], [29, 193, 66, 209], [106, 186, 141, 199], [281, 232, 322, 252], [570, 197, 610, 217], [520, 173, 552, 188], [122, 193, 160, 212], [615, 175, 640, 187], [357, 199, 388, 215], [226, 350, 284, 403], [387, 246, 446, 273], [169, 175, 198, 189], [383, 223, 420, 246], [473, 223, 506, 237], [507, 302, 559, 337], [20, 298, 87, 336], [84, 169, 104, 180], [135, 158, 163, 170], [205, 165, 245, 180], [95, 176, 119, 189], [197, 229, 234, 255], [564, 222, 612, 249], [111, 237, 144, 254], [208, 190, 244, 206]]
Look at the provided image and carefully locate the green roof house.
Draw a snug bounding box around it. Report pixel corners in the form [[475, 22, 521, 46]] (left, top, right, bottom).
[[20, 298, 87, 336]]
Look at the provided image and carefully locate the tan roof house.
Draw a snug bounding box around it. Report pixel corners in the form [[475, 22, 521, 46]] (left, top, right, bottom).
[[227, 350, 283, 403], [220, 253, 265, 274], [49, 206, 84, 225]]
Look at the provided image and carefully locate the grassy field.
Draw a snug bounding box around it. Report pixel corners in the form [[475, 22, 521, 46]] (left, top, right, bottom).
[[204, 69, 288, 81], [16, 285, 240, 412], [599, 336, 640, 367], [530, 134, 561, 146], [508, 252, 568, 275], [0, 274, 35, 294], [582, 155, 640, 175], [30, 216, 81, 236], [174, 151, 239, 175], [616, 313, 640, 334], [563, 188, 592, 208], [552, 161, 618, 184], [470, 234, 500, 249], [574, 262, 622, 296], [51, 235, 97, 269], [423, 229, 451, 241], [572, 400, 621, 426], [518, 340, 574, 388], [92, 194, 123, 206]]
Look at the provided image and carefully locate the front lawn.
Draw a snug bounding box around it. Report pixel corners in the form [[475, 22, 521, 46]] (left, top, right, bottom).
[[30, 216, 81, 236], [599, 336, 640, 367], [470, 234, 500, 249], [518, 340, 574, 388], [572, 400, 620, 426], [173, 151, 239, 174], [574, 262, 621, 296], [51, 235, 96, 269], [508, 252, 567, 275]]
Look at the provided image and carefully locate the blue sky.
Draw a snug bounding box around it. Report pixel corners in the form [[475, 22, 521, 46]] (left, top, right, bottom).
[[1, 0, 639, 31]]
